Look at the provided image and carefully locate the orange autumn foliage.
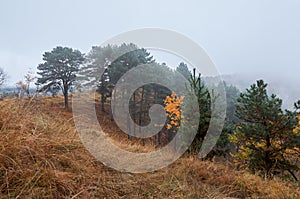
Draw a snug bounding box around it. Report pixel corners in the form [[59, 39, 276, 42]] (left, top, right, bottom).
[[164, 92, 184, 130]]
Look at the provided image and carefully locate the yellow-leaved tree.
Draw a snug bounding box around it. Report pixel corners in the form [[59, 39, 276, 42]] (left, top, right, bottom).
[[164, 92, 184, 131]]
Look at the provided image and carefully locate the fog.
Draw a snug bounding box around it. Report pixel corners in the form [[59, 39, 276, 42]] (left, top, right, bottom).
[[1, 0, 300, 108]]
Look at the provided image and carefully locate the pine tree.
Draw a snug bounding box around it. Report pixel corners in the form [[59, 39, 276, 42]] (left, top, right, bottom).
[[188, 68, 211, 152], [37, 46, 84, 109], [230, 80, 300, 180], [176, 62, 191, 80], [82, 44, 153, 113]]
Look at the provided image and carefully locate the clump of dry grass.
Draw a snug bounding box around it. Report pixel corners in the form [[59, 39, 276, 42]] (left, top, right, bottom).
[[0, 97, 299, 198], [0, 98, 82, 198]]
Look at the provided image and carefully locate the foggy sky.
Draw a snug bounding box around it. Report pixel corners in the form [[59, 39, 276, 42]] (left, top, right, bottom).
[[1, 0, 300, 90]]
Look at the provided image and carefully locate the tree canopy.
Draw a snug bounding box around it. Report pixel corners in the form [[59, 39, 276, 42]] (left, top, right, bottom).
[[81, 43, 154, 112], [37, 46, 85, 109], [230, 80, 300, 180], [176, 62, 191, 80]]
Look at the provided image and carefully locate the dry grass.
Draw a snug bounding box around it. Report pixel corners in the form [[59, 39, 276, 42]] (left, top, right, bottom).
[[0, 97, 299, 198]]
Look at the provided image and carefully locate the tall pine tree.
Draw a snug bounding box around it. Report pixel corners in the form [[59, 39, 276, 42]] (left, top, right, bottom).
[[37, 46, 84, 109]]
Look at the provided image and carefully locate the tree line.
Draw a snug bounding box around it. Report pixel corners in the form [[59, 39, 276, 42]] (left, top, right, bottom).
[[0, 44, 299, 181]]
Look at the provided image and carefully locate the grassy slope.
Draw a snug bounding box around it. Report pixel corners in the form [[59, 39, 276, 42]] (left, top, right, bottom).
[[0, 97, 299, 198]]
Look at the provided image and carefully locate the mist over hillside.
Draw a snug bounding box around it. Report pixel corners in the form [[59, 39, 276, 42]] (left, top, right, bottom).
[[205, 73, 300, 110]]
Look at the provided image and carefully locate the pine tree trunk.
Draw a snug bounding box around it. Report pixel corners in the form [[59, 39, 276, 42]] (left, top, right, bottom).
[[154, 86, 161, 146], [111, 88, 116, 121], [64, 90, 69, 110], [101, 93, 105, 112], [139, 87, 145, 146], [127, 111, 131, 140], [125, 89, 131, 140], [133, 92, 136, 137], [265, 134, 272, 178]]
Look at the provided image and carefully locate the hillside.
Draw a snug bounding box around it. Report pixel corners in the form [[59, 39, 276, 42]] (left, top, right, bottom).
[[0, 97, 299, 198], [205, 74, 300, 110]]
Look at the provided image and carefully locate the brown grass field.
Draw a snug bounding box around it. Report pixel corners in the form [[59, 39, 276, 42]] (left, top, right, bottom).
[[0, 96, 299, 198]]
